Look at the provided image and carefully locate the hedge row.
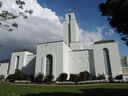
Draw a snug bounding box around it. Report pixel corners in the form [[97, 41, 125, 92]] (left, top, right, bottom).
[[4, 70, 123, 83]]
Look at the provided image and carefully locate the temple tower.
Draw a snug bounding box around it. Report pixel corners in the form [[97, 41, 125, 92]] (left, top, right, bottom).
[[63, 12, 82, 50]]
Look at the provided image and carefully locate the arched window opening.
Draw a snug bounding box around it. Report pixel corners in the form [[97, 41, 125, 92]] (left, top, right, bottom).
[[68, 15, 71, 21], [16, 56, 19, 69], [103, 48, 112, 76], [46, 54, 53, 75]]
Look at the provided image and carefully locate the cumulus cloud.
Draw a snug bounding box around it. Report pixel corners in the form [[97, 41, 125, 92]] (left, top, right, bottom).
[[0, 0, 62, 59], [0, 0, 104, 59], [80, 27, 104, 48]]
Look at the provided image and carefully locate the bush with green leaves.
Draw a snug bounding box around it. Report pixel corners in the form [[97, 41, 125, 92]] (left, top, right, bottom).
[[115, 74, 123, 80], [6, 69, 29, 82], [97, 74, 106, 80], [79, 71, 90, 81], [69, 74, 80, 83], [35, 73, 44, 82], [57, 73, 68, 82], [108, 75, 114, 83], [44, 75, 54, 83]]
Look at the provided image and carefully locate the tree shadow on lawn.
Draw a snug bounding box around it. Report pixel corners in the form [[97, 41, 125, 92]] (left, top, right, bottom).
[[21, 88, 128, 96]]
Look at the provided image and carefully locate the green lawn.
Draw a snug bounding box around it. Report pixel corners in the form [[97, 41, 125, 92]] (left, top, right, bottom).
[[0, 83, 128, 96]]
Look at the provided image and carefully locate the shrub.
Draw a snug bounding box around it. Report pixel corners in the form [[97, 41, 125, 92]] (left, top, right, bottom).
[[108, 75, 114, 83], [115, 75, 123, 80], [0, 75, 5, 82], [57, 73, 68, 82], [6, 69, 29, 82], [97, 74, 106, 80], [29, 75, 34, 82], [15, 69, 29, 80], [6, 74, 15, 82], [44, 75, 54, 83], [69, 74, 80, 83], [69, 74, 74, 81], [35, 73, 44, 82], [79, 71, 90, 81], [90, 74, 97, 80]]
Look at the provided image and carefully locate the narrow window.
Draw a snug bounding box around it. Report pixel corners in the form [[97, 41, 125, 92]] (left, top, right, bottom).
[[16, 56, 20, 69], [46, 54, 53, 75], [103, 48, 112, 76], [68, 15, 71, 46]]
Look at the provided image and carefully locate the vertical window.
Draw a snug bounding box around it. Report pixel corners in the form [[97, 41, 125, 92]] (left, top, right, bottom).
[[68, 15, 71, 46], [16, 56, 19, 69], [68, 15, 71, 22], [103, 48, 112, 76], [46, 54, 53, 75]]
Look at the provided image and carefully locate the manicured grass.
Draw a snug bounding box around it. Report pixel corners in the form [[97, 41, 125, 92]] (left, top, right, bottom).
[[0, 83, 128, 96]]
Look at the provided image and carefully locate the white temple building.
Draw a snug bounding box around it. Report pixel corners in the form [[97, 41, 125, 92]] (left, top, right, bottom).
[[0, 12, 125, 80]]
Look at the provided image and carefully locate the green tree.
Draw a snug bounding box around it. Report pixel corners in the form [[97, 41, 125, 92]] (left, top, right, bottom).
[[0, 0, 33, 31], [99, 0, 128, 46]]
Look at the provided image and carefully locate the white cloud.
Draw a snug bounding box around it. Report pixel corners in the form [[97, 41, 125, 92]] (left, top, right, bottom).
[[80, 27, 104, 48], [0, 0, 105, 59], [0, 0, 62, 59]]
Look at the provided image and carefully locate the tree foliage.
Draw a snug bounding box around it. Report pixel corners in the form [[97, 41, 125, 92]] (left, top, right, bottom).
[[99, 0, 128, 46], [0, 0, 33, 31]]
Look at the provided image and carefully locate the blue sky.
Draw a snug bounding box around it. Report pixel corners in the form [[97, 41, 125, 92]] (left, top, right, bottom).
[[37, 0, 128, 56]]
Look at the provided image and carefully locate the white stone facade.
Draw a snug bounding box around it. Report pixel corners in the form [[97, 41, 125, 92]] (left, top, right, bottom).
[[0, 12, 124, 80], [0, 63, 9, 76], [9, 51, 35, 75], [35, 41, 71, 79], [93, 41, 122, 78]]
